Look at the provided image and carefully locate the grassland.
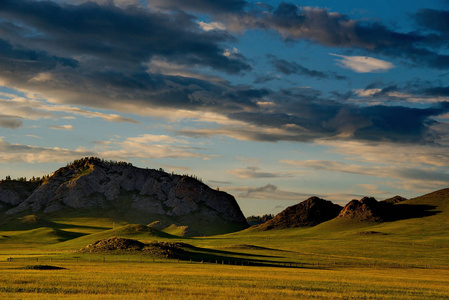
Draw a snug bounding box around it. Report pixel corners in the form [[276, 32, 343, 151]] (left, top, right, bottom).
[[1, 261, 449, 299], [0, 189, 448, 298]]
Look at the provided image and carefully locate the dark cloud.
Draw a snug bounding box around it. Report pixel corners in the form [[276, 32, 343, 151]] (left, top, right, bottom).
[[415, 9, 449, 37], [0, 0, 447, 146], [354, 105, 443, 143], [239, 184, 278, 197], [223, 3, 449, 69], [0, 39, 78, 76], [253, 74, 279, 84], [149, 0, 247, 14], [425, 86, 449, 97], [0, 115, 22, 129], [0, 0, 251, 74], [268, 56, 347, 80], [179, 85, 449, 144], [358, 80, 449, 101]]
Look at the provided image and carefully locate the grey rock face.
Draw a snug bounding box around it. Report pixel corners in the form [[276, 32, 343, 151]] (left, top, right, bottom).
[[2, 158, 248, 233]]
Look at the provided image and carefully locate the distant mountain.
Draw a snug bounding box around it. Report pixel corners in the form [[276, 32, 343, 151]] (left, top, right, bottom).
[[0, 157, 248, 235], [381, 195, 408, 204], [256, 197, 343, 230]]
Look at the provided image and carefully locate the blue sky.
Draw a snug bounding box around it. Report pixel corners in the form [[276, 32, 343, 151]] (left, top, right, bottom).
[[1, 0, 449, 216]]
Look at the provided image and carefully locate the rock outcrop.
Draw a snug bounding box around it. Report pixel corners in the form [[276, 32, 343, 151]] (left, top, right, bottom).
[[257, 197, 343, 230], [337, 197, 384, 221], [0, 157, 248, 235]]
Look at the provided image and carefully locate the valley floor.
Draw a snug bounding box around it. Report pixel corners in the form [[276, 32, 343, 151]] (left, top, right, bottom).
[[1, 258, 449, 299]]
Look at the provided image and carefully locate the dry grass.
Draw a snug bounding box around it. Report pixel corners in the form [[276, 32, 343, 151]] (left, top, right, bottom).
[[1, 260, 449, 299]]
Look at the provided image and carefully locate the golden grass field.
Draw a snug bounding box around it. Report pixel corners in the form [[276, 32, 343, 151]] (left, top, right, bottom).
[[1, 189, 449, 299], [1, 260, 449, 299]]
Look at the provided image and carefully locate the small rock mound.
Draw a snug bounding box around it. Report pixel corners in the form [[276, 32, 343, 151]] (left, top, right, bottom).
[[258, 197, 343, 230], [338, 197, 384, 221], [143, 241, 188, 258], [81, 237, 145, 252], [80, 237, 189, 258]]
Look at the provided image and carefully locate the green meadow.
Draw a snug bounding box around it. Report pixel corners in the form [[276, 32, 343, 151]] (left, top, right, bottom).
[[1, 190, 449, 299]]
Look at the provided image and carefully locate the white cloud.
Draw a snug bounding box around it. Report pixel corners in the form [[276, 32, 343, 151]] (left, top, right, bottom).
[[197, 21, 226, 31], [0, 91, 140, 124], [50, 124, 74, 130], [330, 53, 395, 73], [319, 140, 449, 167], [0, 138, 94, 163], [98, 134, 214, 160], [127, 134, 187, 144]]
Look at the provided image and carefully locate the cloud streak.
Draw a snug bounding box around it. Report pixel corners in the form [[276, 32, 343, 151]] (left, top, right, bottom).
[[331, 54, 395, 73]]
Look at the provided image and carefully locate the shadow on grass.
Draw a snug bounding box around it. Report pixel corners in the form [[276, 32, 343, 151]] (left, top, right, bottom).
[[384, 204, 439, 221], [168, 244, 301, 267]]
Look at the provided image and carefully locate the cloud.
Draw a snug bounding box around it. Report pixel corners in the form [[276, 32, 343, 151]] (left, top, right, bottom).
[[197, 21, 226, 31], [221, 3, 449, 69], [127, 134, 187, 144], [177, 95, 449, 144], [281, 159, 449, 186], [331, 54, 395, 73], [0, 133, 213, 164], [99, 134, 213, 160], [50, 125, 74, 130], [269, 56, 347, 80], [0, 138, 95, 163], [147, 0, 247, 15], [0, 0, 251, 74], [1, 0, 448, 148], [226, 166, 296, 179], [415, 9, 449, 37], [0, 115, 22, 129], [227, 183, 342, 202], [320, 140, 449, 168], [0, 89, 140, 125]]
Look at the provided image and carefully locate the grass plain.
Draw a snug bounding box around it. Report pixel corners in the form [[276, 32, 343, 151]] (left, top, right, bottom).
[[1, 189, 449, 299]]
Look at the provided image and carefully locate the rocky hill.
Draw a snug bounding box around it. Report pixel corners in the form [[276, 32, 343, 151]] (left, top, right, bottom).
[[257, 197, 343, 230], [0, 157, 248, 235], [337, 197, 385, 222]]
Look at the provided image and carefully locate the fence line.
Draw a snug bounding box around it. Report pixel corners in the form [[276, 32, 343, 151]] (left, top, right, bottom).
[[4, 256, 448, 270]]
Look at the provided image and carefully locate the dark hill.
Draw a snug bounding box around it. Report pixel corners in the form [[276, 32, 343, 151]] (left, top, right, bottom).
[[0, 157, 248, 235], [257, 197, 343, 230], [0, 180, 41, 211]]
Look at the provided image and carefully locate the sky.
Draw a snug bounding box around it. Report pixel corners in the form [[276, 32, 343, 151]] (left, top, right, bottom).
[[1, 0, 449, 216]]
